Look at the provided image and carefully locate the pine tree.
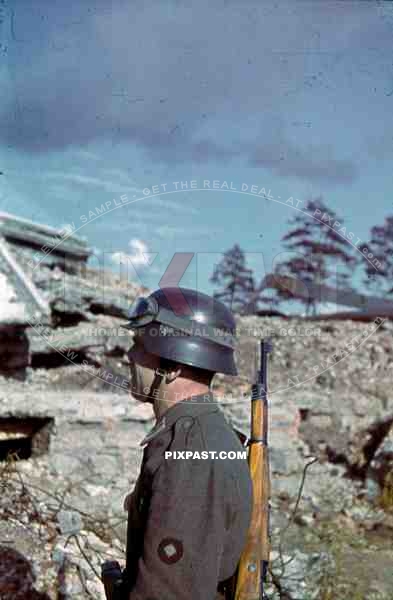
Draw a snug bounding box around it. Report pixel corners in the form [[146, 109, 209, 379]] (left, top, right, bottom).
[[272, 197, 357, 314], [241, 277, 281, 315], [209, 243, 256, 315], [362, 215, 393, 296]]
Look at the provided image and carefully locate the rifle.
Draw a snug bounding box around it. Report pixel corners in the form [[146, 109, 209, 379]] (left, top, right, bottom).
[[222, 337, 273, 600]]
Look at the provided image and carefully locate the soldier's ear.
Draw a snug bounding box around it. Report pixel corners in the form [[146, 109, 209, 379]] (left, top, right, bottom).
[[155, 367, 167, 377], [165, 365, 182, 383]]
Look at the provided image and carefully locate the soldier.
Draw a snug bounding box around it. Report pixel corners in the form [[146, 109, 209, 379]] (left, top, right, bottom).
[[114, 286, 253, 600]]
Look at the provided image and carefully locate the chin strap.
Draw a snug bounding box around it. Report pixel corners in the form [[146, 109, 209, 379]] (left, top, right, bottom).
[[147, 357, 168, 402]]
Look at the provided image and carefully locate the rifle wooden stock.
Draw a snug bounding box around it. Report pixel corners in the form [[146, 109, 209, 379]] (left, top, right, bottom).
[[233, 339, 272, 600]]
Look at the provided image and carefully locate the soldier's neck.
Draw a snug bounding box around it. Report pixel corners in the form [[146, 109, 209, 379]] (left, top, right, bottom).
[[153, 384, 211, 421]]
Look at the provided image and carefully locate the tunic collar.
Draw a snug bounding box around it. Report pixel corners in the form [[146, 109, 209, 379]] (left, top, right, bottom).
[[139, 390, 219, 447]]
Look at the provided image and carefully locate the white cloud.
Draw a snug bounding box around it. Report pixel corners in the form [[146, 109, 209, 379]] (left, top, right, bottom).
[[45, 171, 140, 196], [154, 224, 223, 239], [111, 238, 158, 270], [143, 195, 199, 215], [75, 150, 102, 161], [111, 251, 131, 265]]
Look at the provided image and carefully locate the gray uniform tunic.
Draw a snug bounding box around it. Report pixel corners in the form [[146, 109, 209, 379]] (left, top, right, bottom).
[[124, 390, 253, 600]]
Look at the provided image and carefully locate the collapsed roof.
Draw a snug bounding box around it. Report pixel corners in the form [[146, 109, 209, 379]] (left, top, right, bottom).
[[0, 211, 91, 325]]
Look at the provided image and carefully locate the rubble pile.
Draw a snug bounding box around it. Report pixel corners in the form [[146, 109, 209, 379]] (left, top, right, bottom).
[[0, 212, 147, 381], [0, 310, 392, 598]]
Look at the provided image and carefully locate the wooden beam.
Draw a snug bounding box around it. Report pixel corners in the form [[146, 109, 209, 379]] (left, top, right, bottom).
[[0, 223, 91, 261], [0, 236, 51, 323], [0, 211, 87, 247]]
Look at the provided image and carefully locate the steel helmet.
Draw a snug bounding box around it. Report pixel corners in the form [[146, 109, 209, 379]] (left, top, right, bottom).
[[121, 286, 238, 375]]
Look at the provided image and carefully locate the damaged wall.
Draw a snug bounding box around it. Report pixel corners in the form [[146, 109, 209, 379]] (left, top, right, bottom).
[[0, 212, 148, 381], [0, 268, 31, 379]]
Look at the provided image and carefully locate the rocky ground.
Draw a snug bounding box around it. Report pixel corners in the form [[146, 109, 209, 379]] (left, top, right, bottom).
[[0, 263, 392, 598]]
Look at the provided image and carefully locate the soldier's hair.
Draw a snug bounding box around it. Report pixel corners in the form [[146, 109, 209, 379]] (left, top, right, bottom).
[[159, 357, 215, 386]]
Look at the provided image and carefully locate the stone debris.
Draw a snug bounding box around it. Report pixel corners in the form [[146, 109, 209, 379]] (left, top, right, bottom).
[[0, 212, 148, 380], [0, 308, 391, 597]]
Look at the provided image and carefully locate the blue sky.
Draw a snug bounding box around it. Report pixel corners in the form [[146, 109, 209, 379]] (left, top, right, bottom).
[[1, 1, 392, 312]]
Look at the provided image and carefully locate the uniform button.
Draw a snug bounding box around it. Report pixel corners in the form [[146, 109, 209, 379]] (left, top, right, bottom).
[[181, 418, 193, 430]]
